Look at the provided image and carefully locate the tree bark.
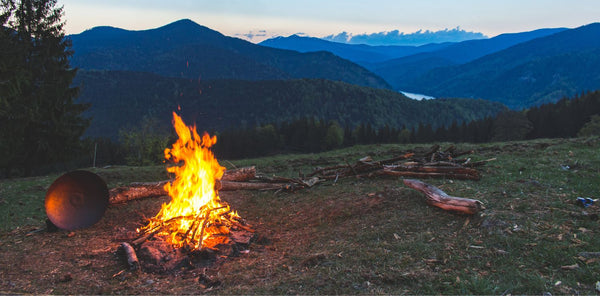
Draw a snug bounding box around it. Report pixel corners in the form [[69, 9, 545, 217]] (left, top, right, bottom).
[[403, 179, 484, 214]]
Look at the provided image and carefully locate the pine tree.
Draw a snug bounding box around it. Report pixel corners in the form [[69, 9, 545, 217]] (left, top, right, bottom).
[[0, 0, 89, 176]]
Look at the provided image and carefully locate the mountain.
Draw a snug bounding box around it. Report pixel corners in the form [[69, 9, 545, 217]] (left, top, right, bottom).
[[371, 28, 568, 89], [258, 28, 567, 92], [69, 19, 390, 89], [259, 35, 453, 64], [403, 23, 600, 109], [74, 70, 507, 139]]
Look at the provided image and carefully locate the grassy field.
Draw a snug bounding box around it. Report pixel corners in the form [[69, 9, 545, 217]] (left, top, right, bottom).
[[0, 137, 599, 294]]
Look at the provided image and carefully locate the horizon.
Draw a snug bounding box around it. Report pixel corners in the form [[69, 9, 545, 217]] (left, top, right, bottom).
[[57, 0, 600, 43]]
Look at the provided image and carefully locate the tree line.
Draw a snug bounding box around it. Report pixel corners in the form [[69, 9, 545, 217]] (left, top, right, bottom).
[[82, 90, 599, 167]]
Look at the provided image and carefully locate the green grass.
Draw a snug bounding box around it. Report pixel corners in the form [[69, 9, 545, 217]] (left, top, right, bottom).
[[1, 137, 599, 294]]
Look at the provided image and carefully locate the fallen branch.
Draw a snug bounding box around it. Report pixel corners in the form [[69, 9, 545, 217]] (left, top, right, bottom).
[[383, 165, 480, 180], [403, 179, 485, 214]]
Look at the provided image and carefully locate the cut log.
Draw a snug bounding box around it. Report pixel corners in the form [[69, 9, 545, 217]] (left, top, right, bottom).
[[109, 166, 258, 204], [221, 166, 256, 182], [109, 181, 168, 204], [403, 179, 484, 214], [119, 242, 139, 270], [219, 181, 288, 191]]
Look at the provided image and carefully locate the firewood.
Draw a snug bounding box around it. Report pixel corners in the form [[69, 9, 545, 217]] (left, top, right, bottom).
[[109, 166, 258, 204], [119, 242, 139, 270], [383, 165, 480, 180], [109, 181, 168, 204], [220, 166, 256, 182], [219, 181, 289, 191], [383, 170, 480, 180], [403, 179, 484, 214]]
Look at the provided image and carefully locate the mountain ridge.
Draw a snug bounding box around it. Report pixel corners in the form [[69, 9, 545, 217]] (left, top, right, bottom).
[[404, 23, 600, 108], [68, 19, 391, 89]]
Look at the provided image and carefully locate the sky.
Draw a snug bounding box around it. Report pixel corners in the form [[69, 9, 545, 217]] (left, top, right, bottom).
[[57, 0, 600, 43]]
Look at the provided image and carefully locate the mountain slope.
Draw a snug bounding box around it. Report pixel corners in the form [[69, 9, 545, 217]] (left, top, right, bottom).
[[372, 28, 567, 90], [74, 70, 506, 139], [69, 19, 390, 89], [259, 35, 452, 64], [404, 23, 600, 108]]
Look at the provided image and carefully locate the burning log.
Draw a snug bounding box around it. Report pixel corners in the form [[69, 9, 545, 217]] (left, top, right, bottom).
[[403, 179, 484, 214], [109, 166, 257, 204]]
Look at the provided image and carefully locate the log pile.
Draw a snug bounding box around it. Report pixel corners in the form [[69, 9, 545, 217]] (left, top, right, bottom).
[[108, 145, 493, 205], [309, 144, 493, 181]]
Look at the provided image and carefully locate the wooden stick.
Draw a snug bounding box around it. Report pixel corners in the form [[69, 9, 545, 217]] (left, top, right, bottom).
[[383, 166, 480, 180], [383, 170, 480, 180], [403, 179, 484, 214], [119, 242, 139, 270]]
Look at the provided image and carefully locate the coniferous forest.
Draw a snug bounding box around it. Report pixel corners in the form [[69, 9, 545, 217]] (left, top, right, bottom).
[[84, 91, 600, 168]]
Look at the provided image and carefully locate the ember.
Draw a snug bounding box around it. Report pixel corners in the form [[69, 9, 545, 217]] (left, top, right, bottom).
[[137, 112, 244, 251]]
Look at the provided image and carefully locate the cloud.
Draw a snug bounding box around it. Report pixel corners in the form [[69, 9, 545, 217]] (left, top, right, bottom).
[[322, 27, 487, 46], [235, 30, 271, 42]]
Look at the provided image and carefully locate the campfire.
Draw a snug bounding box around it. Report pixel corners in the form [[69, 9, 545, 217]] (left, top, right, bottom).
[[137, 112, 242, 251], [120, 112, 254, 273]]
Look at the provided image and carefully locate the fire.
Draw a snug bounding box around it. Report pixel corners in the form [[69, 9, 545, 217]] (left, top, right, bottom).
[[139, 112, 241, 250]]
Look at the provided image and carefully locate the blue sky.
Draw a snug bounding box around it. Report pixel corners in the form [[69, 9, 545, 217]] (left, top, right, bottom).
[[58, 0, 600, 42]]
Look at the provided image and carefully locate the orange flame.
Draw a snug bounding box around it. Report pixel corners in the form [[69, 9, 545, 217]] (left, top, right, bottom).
[[139, 112, 240, 250]]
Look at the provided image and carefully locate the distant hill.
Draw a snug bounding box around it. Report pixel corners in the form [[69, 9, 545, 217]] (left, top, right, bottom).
[[258, 28, 568, 92], [259, 35, 452, 64], [403, 23, 600, 109], [74, 70, 507, 139], [69, 19, 390, 89], [371, 28, 567, 89]]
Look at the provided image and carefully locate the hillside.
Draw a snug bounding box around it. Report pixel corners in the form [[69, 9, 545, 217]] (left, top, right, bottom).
[[371, 28, 567, 89], [259, 35, 452, 64], [402, 23, 600, 109], [2, 138, 599, 294], [258, 28, 566, 91], [74, 70, 507, 139], [69, 19, 390, 89]]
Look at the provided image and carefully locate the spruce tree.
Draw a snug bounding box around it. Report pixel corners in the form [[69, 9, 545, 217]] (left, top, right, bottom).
[[0, 0, 89, 176]]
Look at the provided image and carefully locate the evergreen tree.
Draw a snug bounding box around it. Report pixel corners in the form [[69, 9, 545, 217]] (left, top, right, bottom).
[[491, 111, 533, 142], [0, 0, 89, 176]]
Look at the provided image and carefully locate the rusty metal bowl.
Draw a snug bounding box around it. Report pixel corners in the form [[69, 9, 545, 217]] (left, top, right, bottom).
[[45, 170, 109, 230]]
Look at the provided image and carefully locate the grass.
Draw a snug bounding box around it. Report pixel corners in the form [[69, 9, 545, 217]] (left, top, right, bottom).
[[0, 137, 599, 294]]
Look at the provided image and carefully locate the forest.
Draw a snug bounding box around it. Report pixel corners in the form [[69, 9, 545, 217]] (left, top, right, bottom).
[[88, 90, 600, 168]]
